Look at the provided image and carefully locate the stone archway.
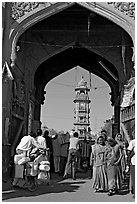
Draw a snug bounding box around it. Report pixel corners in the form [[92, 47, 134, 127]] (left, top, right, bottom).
[[9, 2, 134, 69], [2, 2, 135, 178], [9, 2, 134, 139]]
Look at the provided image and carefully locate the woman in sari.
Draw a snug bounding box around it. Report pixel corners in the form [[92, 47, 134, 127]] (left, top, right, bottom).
[[90, 135, 108, 192], [105, 137, 122, 196], [115, 133, 127, 181]]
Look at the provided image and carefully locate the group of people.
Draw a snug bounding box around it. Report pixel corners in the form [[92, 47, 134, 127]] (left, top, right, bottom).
[[12, 129, 50, 187], [13, 129, 70, 178], [90, 130, 135, 197], [13, 129, 88, 179], [12, 128, 135, 198]]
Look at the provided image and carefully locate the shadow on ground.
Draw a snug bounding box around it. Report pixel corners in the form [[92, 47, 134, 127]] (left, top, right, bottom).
[[2, 173, 86, 201], [3, 171, 130, 201]]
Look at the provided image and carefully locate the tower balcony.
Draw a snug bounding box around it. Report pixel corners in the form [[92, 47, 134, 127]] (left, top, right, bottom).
[[78, 113, 89, 117], [76, 126, 89, 130], [75, 87, 90, 91], [74, 122, 90, 126], [75, 95, 89, 100], [74, 98, 91, 103], [74, 108, 88, 113]]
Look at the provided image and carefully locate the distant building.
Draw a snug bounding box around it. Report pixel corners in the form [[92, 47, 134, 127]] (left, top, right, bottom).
[[73, 76, 91, 140]]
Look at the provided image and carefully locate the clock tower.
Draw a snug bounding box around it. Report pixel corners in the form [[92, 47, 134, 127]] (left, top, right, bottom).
[[73, 76, 91, 139]]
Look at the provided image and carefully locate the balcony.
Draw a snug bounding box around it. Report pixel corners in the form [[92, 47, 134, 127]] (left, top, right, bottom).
[[75, 95, 88, 100], [74, 95, 91, 103], [74, 121, 90, 125]]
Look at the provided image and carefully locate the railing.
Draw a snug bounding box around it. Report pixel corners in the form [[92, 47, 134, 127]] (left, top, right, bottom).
[[74, 108, 90, 113]]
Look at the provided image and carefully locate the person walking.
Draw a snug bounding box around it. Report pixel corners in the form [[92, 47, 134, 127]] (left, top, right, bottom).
[[36, 128, 47, 149], [105, 137, 122, 196], [52, 134, 61, 173], [101, 130, 108, 145], [43, 130, 54, 172], [63, 132, 79, 179], [115, 133, 127, 181], [59, 132, 69, 176], [81, 136, 91, 170], [16, 131, 44, 156], [36, 128, 49, 163], [90, 135, 108, 192]]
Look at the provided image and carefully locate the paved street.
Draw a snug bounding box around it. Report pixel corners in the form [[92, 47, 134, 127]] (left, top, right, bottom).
[[2, 171, 134, 202]]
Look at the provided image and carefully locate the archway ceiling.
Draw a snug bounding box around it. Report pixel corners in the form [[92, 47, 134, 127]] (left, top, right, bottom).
[[26, 3, 130, 32], [20, 3, 133, 75]]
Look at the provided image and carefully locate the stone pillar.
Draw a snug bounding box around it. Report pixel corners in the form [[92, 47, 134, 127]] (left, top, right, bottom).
[[112, 103, 120, 138], [34, 104, 41, 121], [2, 1, 15, 176], [2, 77, 13, 180]]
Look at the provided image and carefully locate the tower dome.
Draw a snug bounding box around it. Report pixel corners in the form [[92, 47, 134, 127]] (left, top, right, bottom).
[[78, 76, 87, 88]]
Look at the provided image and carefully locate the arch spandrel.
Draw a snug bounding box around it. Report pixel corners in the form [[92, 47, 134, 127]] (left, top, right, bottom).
[[9, 2, 135, 80], [10, 2, 135, 43]]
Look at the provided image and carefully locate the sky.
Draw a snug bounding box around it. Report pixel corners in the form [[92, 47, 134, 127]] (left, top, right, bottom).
[[40, 66, 113, 134]]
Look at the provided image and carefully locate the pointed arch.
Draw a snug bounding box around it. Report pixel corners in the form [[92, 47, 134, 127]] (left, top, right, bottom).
[[9, 2, 134, 64]]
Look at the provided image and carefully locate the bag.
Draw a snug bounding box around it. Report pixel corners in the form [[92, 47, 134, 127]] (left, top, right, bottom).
[[14, 154, 25, 164], [39, 164, 50, 171], [38, 172, 48, 181], [18, 157, 30, 165], [40, 160, 50, 165], [14, 164, 24, 178]]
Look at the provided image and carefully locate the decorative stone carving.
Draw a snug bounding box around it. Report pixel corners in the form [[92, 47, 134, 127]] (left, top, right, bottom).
[[121, 77, 135, 108], [11, 2, 135, 20], [11, 2, 57, 20], [107, 2, 135, 19]]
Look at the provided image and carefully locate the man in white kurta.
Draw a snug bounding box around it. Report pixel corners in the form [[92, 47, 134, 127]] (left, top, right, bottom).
[[16, 132, 44, 156]]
